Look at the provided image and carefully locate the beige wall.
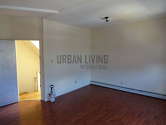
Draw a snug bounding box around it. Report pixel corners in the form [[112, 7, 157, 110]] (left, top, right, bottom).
[[1, 14, 166, 101], [16, 40, 40, 94], [0, 15, 42, 40], [91, 17, 166, 95], [43, 19, 91, 100]]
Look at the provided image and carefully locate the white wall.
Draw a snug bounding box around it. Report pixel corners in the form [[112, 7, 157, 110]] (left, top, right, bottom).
[[0, 15, 42, 40], [0, 40, 18, 106], [91, 17, 166, 95], [16, 40, 40, 94], [0, 15, 43, 103], [43, 19, 91, 100], [1, 14, 166, 103]]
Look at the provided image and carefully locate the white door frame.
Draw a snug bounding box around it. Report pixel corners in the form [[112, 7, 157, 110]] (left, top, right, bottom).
[[39, 39, 45, 101]]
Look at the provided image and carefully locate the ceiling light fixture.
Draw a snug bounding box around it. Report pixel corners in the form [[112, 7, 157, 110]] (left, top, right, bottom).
[[101, 16, 112, 24]]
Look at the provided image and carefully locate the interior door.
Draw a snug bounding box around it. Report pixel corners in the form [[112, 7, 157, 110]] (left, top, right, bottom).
[[0, 40, 18, 106]]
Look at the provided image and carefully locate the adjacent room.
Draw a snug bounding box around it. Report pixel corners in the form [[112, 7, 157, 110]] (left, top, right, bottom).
[[0, 0, 166, 125], [16, 40, 40, 101]]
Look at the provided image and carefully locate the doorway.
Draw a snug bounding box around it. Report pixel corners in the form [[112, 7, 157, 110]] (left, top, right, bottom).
[[15, 40, 41, 101]]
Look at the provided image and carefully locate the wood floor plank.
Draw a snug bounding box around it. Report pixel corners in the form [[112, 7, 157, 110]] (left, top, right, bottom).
[[0, 85, 166, 125]]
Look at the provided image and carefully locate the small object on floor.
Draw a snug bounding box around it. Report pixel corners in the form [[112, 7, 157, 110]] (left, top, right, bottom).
[[48, 84, 56, 102]]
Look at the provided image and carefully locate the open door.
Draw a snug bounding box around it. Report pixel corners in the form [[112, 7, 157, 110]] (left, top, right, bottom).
[[15, 40, 41, 101], [0, 40, 18, 106]]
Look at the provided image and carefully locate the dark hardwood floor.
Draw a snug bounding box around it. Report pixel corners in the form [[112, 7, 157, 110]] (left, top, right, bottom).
[[0, 85, 166, 125]]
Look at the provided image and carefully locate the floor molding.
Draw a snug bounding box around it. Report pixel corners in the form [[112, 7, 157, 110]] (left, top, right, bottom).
[[91, 81, 166, 100]]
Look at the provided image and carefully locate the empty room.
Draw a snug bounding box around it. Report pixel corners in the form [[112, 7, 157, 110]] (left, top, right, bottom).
[[0, 0, 166, 125]]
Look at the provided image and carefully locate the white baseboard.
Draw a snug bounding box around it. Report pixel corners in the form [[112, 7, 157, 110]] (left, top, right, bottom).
[[91, 81, 166, 100]]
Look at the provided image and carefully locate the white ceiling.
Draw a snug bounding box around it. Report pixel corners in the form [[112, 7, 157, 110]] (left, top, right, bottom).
[[0, 0, 166, 27]]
